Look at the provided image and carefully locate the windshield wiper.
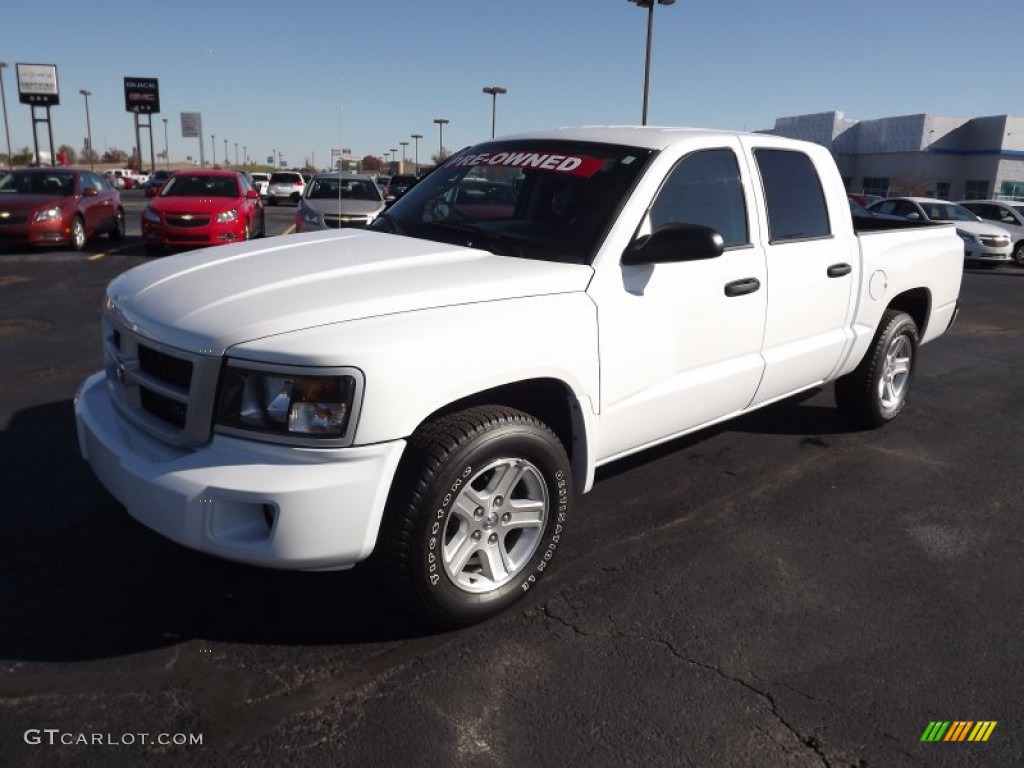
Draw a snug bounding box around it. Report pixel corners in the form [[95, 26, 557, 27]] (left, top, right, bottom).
[[430, 222, 522, 258]]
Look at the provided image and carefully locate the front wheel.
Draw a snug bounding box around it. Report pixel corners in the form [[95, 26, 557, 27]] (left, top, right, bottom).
[[1013, 241, 1024, 267], [375, 406, 572, 628], [835, 310, 919, 428], [68, 216, 87, 252]]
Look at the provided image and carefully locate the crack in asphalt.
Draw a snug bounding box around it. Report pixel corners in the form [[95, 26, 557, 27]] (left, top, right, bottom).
[[540, 604, 832, 767]]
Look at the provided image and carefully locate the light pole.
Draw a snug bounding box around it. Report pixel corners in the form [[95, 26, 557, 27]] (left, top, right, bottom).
[[234, 142, 238, 166], [433, 118, 449, 163], [211, 134, 216, 165], [0, 62, 13, 170], [411, 134, 422, 173], [161, 118, 168, 169], [390, 148, 398, 168], [628, 0, 675, 125], [223, 138, 228, 167], [399, 141, 409, 171], [243, 144, 247, 166], [481, 86, 507, 138], [78, 89, 94, 170]]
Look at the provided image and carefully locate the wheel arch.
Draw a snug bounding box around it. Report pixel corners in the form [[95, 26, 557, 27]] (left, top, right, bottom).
[[886, 287, 930, 339], [413, 377, 592, 495]]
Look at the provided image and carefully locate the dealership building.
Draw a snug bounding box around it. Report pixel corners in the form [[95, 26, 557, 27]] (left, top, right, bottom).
[[765, 111, 1024, 201]]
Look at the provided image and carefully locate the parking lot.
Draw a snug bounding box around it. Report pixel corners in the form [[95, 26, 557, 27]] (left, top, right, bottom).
[[0, 238, 1022, 765]]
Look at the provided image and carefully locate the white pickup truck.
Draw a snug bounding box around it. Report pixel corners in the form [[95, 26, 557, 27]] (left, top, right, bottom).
[[75, 127, 962, 627]]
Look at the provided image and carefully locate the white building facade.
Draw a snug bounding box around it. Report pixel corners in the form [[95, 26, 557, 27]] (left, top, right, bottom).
[[766, 111, 1024, 201]]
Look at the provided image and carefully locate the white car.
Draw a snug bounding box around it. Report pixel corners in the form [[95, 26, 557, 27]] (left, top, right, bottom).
[[250, 172, 271, 198], [868, 197, 1013, 264], [266, 171, 305, 205], [958, 199, 1024, 265]]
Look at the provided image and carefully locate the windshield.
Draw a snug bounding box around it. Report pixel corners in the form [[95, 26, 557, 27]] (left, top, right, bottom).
[[0, 171, 76, 196], [372, 139, 654, 263], [922, 202, 978, 222], [161, 175, 239, 197], [307, 177, 382, 201]]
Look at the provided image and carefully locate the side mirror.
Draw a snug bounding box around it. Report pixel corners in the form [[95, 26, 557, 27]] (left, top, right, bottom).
[[622, 223, 724, 265], [246, 189, 259, 199], [83, 188, 99, 197], [905, 212, 920, 220]]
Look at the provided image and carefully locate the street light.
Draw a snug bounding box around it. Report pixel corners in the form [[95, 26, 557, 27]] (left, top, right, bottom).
[[411, 134, 422, 172], [481, 86, 507, 138], [433, 118, 449, 162], [0, 62, 12, 170], [223, 138, 228, 167], [399, 141, 409, 170], [390, 148, 398, 167], [212, 134, 216, 165], [78, 89, 94, 170], [243, 144, 247, 166], [234, 142, 238, 166], [161, 117, 168, 169], [628, 0, 675, 125]]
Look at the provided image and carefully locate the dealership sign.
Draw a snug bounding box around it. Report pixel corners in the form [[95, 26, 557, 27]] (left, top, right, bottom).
[[16, 63, 59, 105], [180, 112, 201, 138], [124, 77, 160, 113]]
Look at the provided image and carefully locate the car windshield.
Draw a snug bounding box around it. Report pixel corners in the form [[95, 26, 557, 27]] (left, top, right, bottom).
[[372, 139, 655, 264], [307, 177, 382, 201], [922, 202, 977, 222], [0, 171, 75, 196], [161, 175, 239, 197]]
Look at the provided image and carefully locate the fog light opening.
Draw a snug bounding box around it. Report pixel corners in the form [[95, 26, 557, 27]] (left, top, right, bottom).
[[262, 504, 277, 531]]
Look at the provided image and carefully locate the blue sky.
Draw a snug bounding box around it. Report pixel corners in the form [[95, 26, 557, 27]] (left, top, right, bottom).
[[2, 0, 1019, 168]]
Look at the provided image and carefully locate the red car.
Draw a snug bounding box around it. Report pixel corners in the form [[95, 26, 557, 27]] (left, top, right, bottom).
[[0, 168, 125, 251], [142, 170, 265, 255]]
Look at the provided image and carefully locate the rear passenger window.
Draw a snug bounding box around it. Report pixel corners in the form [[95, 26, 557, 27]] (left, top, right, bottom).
[[650, 149, 748, 248], [754, 149, 831, 242]]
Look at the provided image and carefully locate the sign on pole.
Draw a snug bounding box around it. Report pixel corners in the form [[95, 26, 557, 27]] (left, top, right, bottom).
[[180, 112, 201, 138], [124, 77, 160, 113], [16, 64, 59, 105]]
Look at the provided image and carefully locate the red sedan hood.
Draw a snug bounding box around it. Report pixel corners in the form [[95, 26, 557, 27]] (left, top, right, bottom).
[[0, 193, 74, 211], [151, 197, 240, 213]]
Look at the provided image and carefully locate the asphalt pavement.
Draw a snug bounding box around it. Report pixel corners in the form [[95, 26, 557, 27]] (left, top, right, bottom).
[[0, 244, 1021, 767]]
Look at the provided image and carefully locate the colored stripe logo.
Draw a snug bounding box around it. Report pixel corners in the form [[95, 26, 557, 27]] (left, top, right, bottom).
[[920, 721, 997, 742]]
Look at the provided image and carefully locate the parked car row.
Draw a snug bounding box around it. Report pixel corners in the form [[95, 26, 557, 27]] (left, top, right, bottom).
[[863, 196, 1023, 266]]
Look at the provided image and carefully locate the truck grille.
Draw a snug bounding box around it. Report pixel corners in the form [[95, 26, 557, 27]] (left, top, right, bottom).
[[103, 317, 221, 447]]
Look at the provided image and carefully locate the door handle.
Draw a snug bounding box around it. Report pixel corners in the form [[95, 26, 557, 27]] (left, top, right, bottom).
[[827, 263, 852, 278], [724, 277, 761, 297]]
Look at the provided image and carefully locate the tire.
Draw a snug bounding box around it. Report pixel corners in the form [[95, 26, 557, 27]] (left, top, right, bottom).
[[144, 243, 163, 257], [268, 196, 278, 206], [835, 310, 919, 429], [1013, 241, 1024, 267], [257, 211, 266, 238], [375, 406, 572, 628], [243, 223, 250, 241], [108, 209, 125, 240], [68, 216, 87, 252]]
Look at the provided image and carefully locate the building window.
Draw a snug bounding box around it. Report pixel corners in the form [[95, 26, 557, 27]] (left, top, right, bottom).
[[861, 177, 890, 196], [998, 181, 1024, 201], [964, 180, 989, 200], [935, 182, 951, 199]]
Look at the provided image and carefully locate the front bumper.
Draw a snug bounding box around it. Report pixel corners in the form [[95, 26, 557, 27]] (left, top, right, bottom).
[[75, 372, 406, 570], [142, 219, 245, 248], [0, 217, 72, 246], [964, 242, 1012, 262]]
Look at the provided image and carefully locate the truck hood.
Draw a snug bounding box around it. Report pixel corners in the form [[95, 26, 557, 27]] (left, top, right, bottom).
[[106, 229, 593, 354]]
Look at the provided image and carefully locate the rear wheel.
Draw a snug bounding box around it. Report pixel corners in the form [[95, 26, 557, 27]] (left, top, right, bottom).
[[257, 211, 266, 237], [835, 310, 919, 428], [108, 209, 125, 240], [68, 217, 86, 252], [375, 406, 572, 628]]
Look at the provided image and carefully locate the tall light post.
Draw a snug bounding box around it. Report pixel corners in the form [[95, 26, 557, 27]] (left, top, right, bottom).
[[411, 133, 422, 172], [399, 140, 409, 171], [234, 142, 239, 166], [78, 89, 94, 170], [243, 144, 247, 166], [390, 148, 398, 168], [223, 138, 228, 167], [211, 134, 216, 165], [628, 0, 675, 125], [481, 86, 507, 138], [433, 118, 449, 163], [161, 118, 168, 169], [0, 62, 13, 170]]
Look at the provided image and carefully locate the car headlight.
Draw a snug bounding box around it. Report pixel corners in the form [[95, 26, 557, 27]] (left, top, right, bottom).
[[143, 206, 160, 223], [215, 363, 361, 444], [216, 208, 239, 223], [955, 228, 977, 243], [33, 205, 63, 222], [299, 205, 321, 226]]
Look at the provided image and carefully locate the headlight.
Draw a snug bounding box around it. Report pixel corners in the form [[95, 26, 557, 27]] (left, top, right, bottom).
[[216, 208, 239, 223], [955, 228, 976, 243], [215, 363, 361, 444], [34, 205, 63, 222], [299, 205, 321, 226], [143, 206, 160, 223]]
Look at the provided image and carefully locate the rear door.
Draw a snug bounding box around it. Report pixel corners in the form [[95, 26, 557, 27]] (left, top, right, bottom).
[[741, 141, 856, 405]]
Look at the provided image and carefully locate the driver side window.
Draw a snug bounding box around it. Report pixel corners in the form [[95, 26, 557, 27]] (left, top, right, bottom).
[[650, 149, 749, 248]]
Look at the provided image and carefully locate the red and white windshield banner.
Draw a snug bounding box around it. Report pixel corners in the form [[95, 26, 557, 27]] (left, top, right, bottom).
[[445, 151, 605, 178]]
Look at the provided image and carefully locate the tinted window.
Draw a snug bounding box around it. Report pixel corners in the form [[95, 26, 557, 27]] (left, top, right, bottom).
[[754, 149, 830, 242], [650, 149, 748, 248]]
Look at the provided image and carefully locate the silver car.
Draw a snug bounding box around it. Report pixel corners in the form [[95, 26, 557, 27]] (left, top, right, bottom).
[[295, 173, 385, 232]]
